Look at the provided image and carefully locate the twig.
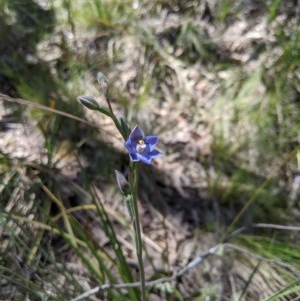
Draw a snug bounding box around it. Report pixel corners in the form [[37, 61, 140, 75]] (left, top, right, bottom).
[[253, 223, 300, 231], [225, 223, 300, 242], [69, 245, 221, 301]]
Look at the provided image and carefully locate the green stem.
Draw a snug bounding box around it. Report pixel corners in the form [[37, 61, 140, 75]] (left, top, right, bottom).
[[130, 162, 146, 301], [111, 114, 126, 140], [105, 89, 126, 140]]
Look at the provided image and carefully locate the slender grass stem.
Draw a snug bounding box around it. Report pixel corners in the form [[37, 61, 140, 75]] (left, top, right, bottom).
[[130, 162, 146, 301]]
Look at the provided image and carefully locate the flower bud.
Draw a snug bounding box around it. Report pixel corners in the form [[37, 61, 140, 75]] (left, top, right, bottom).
[[97, 72, 108, 95], [78, 96, 99, 110], [114, 170, 130, 195]]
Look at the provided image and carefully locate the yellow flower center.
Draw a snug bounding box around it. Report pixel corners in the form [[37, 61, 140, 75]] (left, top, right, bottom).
[[136, 139, 146, 153]]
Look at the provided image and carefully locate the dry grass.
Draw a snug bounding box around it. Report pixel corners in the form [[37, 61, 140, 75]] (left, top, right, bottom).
[[1, 0, 300, 300]]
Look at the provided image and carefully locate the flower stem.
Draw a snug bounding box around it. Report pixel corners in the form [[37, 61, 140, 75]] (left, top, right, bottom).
[[130, 162, 146, 301], [104, 88, 127, 140]]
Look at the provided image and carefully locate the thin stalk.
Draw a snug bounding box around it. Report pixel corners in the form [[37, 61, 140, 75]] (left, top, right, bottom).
[[104, 87, 127, 140], [130, 162, 146, 301], [111, 112, 126, 140]]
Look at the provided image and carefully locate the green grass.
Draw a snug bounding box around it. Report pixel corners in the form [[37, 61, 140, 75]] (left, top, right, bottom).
[[1, 0, 300, 300]]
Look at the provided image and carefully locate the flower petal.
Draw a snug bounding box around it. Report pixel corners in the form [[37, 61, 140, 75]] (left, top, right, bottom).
[[145, 135, 158, 151], [129, 125, 145, 142], [138, 153, 153, 164], [129, 151, 139, 161], [125, 138, 133, 150], [148, 149, 163, 158], [125, 137, 139, 161]]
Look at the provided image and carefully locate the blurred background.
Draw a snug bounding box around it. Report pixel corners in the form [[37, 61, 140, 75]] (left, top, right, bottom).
[[1, 0, 300, 300]]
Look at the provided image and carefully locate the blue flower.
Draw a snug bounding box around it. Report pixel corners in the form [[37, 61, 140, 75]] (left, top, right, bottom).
[[125, 125, 162, 164]]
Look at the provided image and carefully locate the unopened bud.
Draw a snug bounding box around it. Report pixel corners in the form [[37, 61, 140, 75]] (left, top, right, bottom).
[[97, 72, 108, 94], [114, 170, 130, 194], [78, 96, 99, 110]]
